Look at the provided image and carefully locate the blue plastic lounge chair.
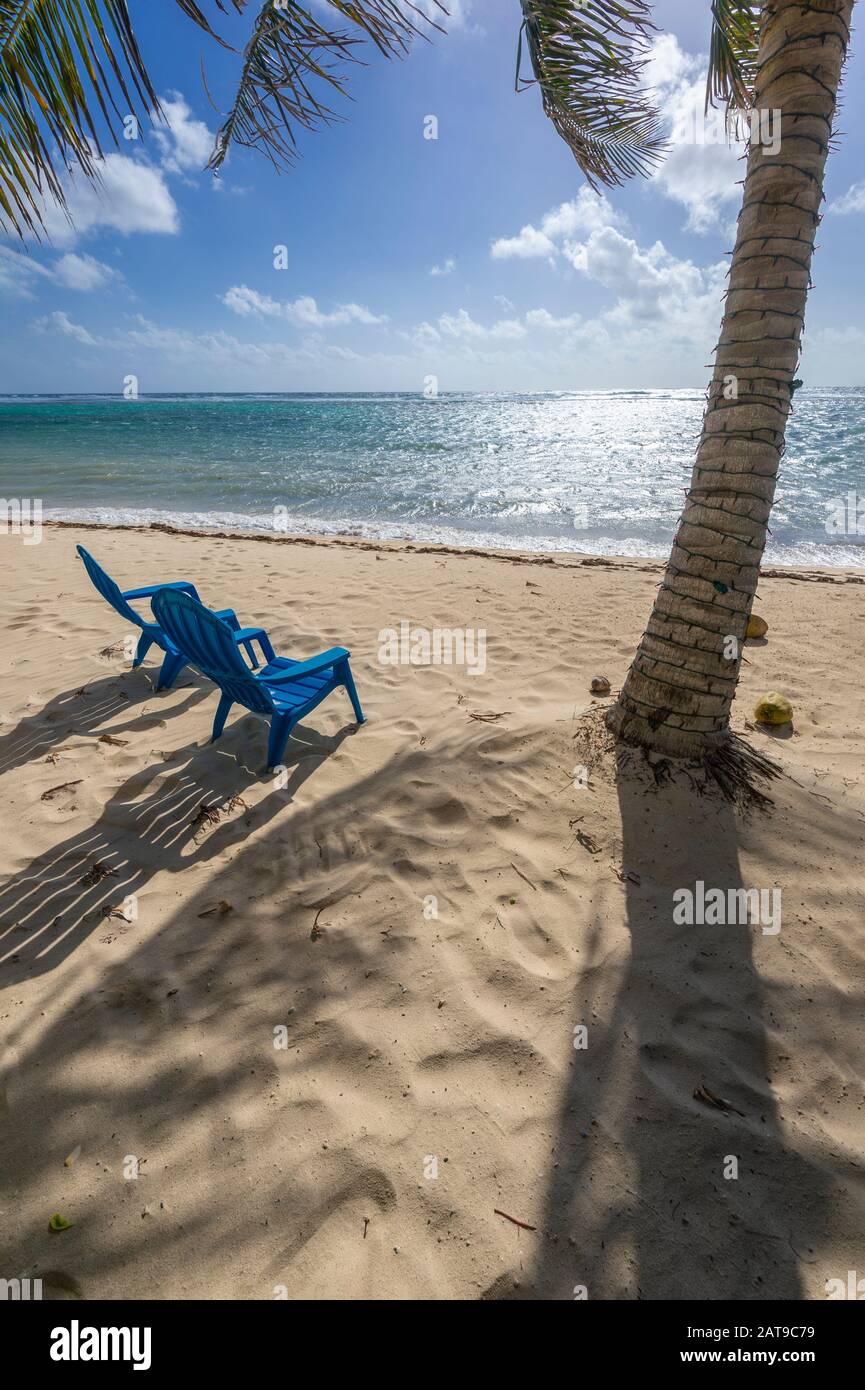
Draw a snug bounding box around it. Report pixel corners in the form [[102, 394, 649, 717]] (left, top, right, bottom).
[[76, 544, 275, 691], [151, 587, 364, 769]]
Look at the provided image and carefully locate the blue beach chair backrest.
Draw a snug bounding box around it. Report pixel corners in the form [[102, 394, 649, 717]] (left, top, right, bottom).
[[152, 588, 275, 715], [77, 544, 150, 630]]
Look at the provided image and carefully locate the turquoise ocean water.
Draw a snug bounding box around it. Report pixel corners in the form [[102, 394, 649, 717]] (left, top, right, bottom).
[[1, 389, 863, 565]]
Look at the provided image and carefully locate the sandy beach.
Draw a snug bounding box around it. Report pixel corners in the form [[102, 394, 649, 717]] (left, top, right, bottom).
[[1, 521, 863, 1300]]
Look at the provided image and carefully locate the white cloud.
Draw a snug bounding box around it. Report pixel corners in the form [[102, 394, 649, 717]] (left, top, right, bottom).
[[486, 79, 734, 357], [491, 188, 624, 261], [25, 92, 210, 249], [291, 297, 387, 327], [491, 223, 556, 261], [221, 285, 387, 327], [39, 153, 180, 244], [34, 309, 100, 346], [541, 190, 622, 240], [417, 219, 721, 352], [828, 181, 865, 214], [53, 252, 121, 291], [645, 34, 744, 233], [0, 245, 121, 297], [33, 310, 417, 382], [566, 224, 726, 331], [412, 320, 441, 347], [643, 31, 699, 92], [311, 0, 475, 37], [152, 92, 214, 175], [416, 305, 586, 343], [212, 180, 252, 197], [437, 309, 483, 337], [124, 315, 278, 368], [0, 246, 52, 298], [437, 308, 526, 340], [32, 306, 311, 370], [411, 190, 727, 382], [430, 257, 456, 276], [393, 0, 471, 28], [524, 308, 582, 331], [221, 286, 281, 317]]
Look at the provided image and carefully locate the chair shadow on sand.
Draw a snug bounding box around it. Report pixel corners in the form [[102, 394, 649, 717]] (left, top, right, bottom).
[[0, 673, 357, 984], [513, 740, 864, 1300], [0, 665, 209, 779]]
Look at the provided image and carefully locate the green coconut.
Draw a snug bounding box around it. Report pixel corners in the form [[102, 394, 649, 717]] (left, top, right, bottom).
[[754, 692, 792, 726]]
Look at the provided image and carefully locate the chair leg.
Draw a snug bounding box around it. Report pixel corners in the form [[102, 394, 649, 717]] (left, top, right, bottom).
[[341, 660, 365, 724], [132, 632, 154, 668], [266, 713, 294, 771], [156, 650, 187, 691], [211, 694, 233, 742]]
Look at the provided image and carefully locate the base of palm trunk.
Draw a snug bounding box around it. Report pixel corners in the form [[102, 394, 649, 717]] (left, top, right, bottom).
[[604, 699, 781, 805], [604, 698, 731, 760]]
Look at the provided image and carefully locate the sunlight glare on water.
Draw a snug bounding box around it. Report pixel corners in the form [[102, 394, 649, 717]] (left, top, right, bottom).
[[0, 388, 862, 565]]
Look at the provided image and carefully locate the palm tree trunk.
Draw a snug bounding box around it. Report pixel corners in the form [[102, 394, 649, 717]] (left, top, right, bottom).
[[606, 0, 854, 760]]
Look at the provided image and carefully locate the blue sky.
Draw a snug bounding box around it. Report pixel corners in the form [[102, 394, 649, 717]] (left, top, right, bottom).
[[1, 0, 864, 392]]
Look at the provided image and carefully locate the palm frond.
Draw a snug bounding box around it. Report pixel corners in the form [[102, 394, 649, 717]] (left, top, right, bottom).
[[706, 0, 761, 114], [0, 0, 168, 238], [174, 0, 244, 41], [0, 0, 443, 239], [517, 0, 667, 189], [205, 0, 447, 174]]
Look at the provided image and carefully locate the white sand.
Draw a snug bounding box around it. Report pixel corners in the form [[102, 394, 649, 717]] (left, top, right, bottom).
[[1, 523, 863, 1299]]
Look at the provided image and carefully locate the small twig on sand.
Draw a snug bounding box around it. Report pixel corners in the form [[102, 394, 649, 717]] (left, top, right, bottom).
[[494, 1208, 537, 1232], [693, 1084, 745, 1118], [41, 780, 82, 801], [510, 862, 538, 891]]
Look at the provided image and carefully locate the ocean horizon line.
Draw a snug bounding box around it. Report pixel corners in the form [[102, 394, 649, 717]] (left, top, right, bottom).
[[2, 385, 863, 400]]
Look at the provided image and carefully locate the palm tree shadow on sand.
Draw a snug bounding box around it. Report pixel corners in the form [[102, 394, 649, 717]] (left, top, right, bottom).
[[499, 727, 862, 1300], [0, 732, 442, 1299]]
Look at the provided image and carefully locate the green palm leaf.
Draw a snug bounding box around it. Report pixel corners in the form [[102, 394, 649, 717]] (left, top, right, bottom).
[[517, 0, 667, 189], [204, 1, 447, 174], [706, 0, 761, 114], [0, 0, 166, 237]]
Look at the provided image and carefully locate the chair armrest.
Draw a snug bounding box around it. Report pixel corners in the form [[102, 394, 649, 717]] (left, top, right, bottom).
[[265, 647, 349, 683], [124, 580, 201, 602], [228, 624, 276, 665]]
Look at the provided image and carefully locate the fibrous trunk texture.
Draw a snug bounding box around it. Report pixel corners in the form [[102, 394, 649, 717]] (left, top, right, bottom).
[[607, 0, 854, 759]]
